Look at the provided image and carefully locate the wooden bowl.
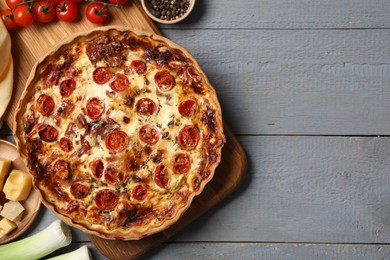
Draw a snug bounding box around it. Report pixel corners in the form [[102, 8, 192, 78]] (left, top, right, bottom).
[[0, 139, 41, 244], [141, 0, 195, 24]]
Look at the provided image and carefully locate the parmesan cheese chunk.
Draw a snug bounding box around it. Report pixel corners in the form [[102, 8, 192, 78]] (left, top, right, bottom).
[[0, 158, 11, 191], [0, 218, 17, 237], [0, 201, 24, 221], [3, 169, 33, 201]]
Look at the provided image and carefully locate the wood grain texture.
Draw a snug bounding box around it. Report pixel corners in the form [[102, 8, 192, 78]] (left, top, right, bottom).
[[171, 136, 390, 244], [161, 0, 390, 29], [161, 29, 390, 136], [142, 243, 390, 259], [34, 241, 390, 260]]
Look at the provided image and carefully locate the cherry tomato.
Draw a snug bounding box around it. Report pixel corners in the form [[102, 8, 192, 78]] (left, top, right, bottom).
[[60, 137, 73, 152], [70, 183, 89, 199], [37, 94, 55, 116], [5, 0, 23, 9], [13, 4, 34, 27], [108, 0, 128, 5], [104, 166, 128, 186], [105, 130, 129, 152], [34, 1, 56, 23], [56, 0, 78, 22], [154, 70, 175, 91], [178, 99, 197, 117], [91, 159, 104, 178], [85, 2, 109, 24], [139, 124, 160, 145], [68, 0, 83, 2], [131, 60, 147, 74], [109, 73, 129, 92], [154, 164, 169, 189], [93, 67, 113, 84], [86, 97, 105, 119], [132, 185, 147, 201], [38, 124, 59, 142], [0, 9, 18, 30], [173, 153, 191, 174], [135, 98, 157, 117], [94, 189, 119, 211], [177, 125, 200, 151]]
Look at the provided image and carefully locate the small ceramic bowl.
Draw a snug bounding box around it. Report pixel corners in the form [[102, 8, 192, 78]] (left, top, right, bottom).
[[141, 0, 195, 24]]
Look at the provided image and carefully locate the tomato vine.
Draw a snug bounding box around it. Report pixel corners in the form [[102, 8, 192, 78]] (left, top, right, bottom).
[[0, 0, 127, 30]]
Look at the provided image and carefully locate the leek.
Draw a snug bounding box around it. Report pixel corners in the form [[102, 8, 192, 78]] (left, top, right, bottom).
[[0, 220, 72, 260], [46, 245, 92, 260]]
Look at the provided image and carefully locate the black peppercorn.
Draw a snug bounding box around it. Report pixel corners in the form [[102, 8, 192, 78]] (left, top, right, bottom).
[[148, 0, 190, 21]]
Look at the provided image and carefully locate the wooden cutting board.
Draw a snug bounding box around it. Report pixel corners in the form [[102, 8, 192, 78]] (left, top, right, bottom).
[[1, 0, 247, 258]]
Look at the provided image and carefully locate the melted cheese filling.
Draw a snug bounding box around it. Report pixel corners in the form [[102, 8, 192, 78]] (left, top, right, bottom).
[[19, 31, 223, 238]]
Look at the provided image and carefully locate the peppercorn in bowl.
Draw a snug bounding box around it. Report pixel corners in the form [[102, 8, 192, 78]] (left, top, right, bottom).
[[141, 0, 195, 24]]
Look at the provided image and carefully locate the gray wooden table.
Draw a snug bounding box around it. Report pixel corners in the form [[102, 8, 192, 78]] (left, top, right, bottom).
[[1, 0, 390, 259]]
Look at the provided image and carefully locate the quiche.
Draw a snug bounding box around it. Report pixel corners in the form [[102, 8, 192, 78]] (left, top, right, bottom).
[[13, 27, 225, 240]]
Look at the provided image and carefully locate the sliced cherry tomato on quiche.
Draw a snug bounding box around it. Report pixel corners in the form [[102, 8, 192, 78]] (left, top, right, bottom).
[[178, 99, 197, 117], [154, 70, 175, 91], [132, 185, 147, 201], [91, 159, 104, 178], [60, 79, 77, 97], [37, 94, 55, 116], [39, 124, 59, 142], [139, 124, 160, 145], [173, 153, 191, 174], [135, 98, 157, 117], [93, 67, 113, 84], [70, 183, 89, 199], [131, 60, 147, 74], [105, 130, 129, 152], [54, 160, 71, 179], [154, 164, 169, 189], [177, 125, 200, 151], [94, 189, 119, 211], [86, 97, 105, 119], [110, 74, 129, 93], [60, 137, 73, 152]]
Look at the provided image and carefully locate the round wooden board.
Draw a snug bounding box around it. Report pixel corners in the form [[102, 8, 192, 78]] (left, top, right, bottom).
[[0, 140, 41, 244]]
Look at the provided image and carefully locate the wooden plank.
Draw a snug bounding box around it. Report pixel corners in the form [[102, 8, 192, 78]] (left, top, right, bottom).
[[161, 29, 390, 135], [45, 241, 390, 260], [171, 136, 390, 243], [142, 243, 390, 260], [163, 0, 390, 29], [27, 136, 390, 245]]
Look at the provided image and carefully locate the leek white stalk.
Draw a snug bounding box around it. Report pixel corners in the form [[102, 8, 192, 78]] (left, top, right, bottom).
[[46, 245, 92, 260], [0, 220, 72, 260]]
